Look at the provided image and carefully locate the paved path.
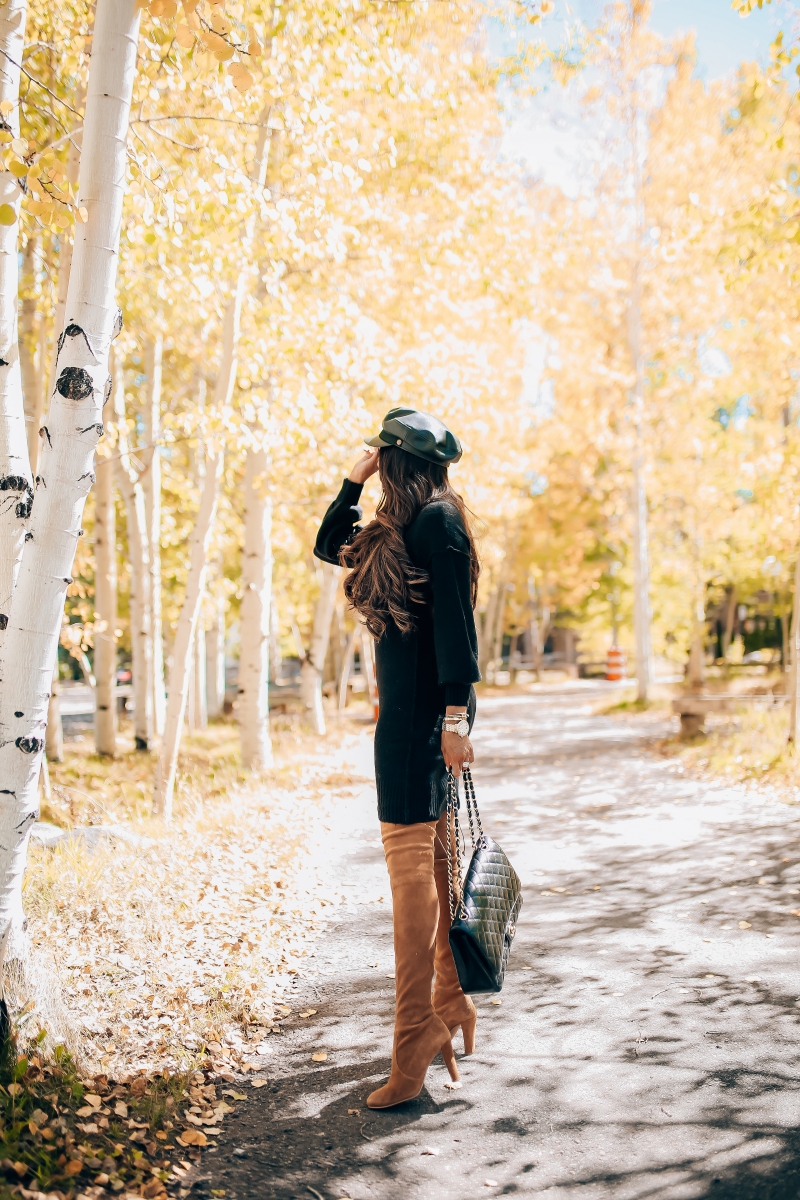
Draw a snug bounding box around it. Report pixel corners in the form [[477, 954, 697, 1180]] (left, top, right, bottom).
[[201, 683, 800, 1200]]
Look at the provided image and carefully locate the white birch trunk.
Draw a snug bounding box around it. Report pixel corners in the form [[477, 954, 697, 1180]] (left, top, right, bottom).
[[0, 0, 32, 646], [206, 592, 225, 719], [45, 112, 83, 402], [300, 561, 340, 736], [94, 446, 117, 755], [338, 628, 356, 712], [360, 623, 378, 720], [0, 0, 139, 960], [687, 592, 706, 691], [193, 625, 207, 730], [143, 335, 165, 739], [269, 591, 281, 685], [153, 451, 223, 818], [238, 447, 273, 770], [45, 669, 62, 763], [112, 355, 152, 749], [478, 585, 498, 679], [788, 545, 800, 744], [19, 235, 43, 472], [154, 281, 243, 817]]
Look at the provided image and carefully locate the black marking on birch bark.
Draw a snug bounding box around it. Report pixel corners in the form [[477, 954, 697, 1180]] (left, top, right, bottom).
[[78, 423, 104, 437], [103, 375, 112, 407], [0, 476, 33, 519], [0, 616, 7, 631], [24, 532, 32, 541], [112, 308, 123, 340], [13, 712, 21, 718], [0, 790, 15, 797], [57, 366, 94, 401], [40, 426, 51, 446], [57, 322, 97, 362], [78, 472, 95, 485], [135, 736, 149, 751], [35, 475, 45, 489], [0, 359, 8, 368], [15, 736, 41, 754], [16, 812, 35, 833], [62, 577, 73, 585]]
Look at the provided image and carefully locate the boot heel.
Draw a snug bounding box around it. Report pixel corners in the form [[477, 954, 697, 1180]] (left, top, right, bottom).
[[461, 1016, 476, 1056], [441, 1038, 459, 1082]]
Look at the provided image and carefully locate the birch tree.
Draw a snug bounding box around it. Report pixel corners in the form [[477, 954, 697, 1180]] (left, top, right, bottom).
[[154, 283, 243, 819], [0, 0, 139, 959], [113, 357, 153, 750], [238, 447, 273, 769], [94, 444, 117, 755], [143, 335, 166, 738], [0, 0, 32, 646], [300, 562, 340, 736]]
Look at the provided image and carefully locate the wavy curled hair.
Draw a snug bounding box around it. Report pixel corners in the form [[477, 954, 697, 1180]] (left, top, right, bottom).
[[341, 446, 479, 639]]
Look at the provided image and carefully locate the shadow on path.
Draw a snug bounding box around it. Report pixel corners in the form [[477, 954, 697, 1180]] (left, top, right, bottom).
[[199, 684, 800, 1200]]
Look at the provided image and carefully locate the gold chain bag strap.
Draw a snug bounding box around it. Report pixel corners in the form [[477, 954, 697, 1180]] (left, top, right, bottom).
[[445, 764, 523, 994]]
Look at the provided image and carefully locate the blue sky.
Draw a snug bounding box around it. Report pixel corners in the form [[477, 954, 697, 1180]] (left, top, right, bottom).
[[542, 0, 785, 79], [503, 0, 791, 194]]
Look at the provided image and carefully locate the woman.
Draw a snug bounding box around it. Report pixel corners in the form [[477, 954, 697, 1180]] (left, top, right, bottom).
[[314, 405, 481, 1110]]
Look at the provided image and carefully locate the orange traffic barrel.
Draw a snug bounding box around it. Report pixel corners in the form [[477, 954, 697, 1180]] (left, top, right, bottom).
[[606, 645, 627, 681]]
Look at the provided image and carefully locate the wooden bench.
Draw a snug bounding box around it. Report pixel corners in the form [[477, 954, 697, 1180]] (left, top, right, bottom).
[[672, 692, 785, 738]]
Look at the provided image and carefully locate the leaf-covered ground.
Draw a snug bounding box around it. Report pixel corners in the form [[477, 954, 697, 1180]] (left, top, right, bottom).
[[2, 713, 375, 1198]]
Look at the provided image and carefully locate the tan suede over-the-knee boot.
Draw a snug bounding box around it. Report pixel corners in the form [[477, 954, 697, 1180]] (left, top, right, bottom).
[[433, 812, 477, 1054], [367, 821, 458, 1110]]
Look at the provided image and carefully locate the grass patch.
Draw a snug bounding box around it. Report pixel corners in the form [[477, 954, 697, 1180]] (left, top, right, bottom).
[[660, 704, 800, 794]]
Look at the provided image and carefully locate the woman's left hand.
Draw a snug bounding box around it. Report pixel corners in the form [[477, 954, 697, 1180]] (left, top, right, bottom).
[[442, 732, 474, 778]]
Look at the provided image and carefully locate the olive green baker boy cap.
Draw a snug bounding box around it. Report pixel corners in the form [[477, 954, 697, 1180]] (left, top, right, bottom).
[[366, 406, 462, 465]]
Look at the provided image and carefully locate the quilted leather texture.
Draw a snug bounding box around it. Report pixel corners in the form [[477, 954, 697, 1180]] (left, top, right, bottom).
[[449, 836, 523, 994]]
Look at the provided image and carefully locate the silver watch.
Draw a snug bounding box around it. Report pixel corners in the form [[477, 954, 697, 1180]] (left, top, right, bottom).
[[443, 716, 469, 738]]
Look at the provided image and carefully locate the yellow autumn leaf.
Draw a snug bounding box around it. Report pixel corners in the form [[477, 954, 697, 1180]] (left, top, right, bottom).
[[175, 23, 195, 48], [0, 203, 16, 226], [311, 1051, 327, 1062], [77, 206, 88, 223], [0, 100, 12, 117], [10, 137, 26, 156]]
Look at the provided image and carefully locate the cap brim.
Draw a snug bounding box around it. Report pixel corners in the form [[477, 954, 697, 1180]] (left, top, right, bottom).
[[365, 433, 389, 447]]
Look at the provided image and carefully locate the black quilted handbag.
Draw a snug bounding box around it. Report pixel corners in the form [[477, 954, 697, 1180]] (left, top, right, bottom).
[[445, 764, 522, 994]]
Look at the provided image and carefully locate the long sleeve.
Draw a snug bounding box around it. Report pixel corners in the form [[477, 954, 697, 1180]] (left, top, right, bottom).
[[407, 500, 480, 705], [314, 478, 364, 565], [431, 548, 480, 705]]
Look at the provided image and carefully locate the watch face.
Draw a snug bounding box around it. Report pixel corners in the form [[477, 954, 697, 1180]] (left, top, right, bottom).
[[457, 720, 469, 737]]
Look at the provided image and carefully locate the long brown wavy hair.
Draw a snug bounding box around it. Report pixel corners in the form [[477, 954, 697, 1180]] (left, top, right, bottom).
[[341, 446, 479, 639]]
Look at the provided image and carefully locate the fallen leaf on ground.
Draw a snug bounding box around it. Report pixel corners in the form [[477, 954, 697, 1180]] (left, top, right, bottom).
[[178, 1129, 208, 1147], [250, 1080, 267, 1089], [484, 1181, 499, 1188], [312, 1052, 327, 1062], [444, 1080, 462, 1090], [421, 1147, 439, 1155], [490, 999, 502, 1006], [739, 921, 752, 929], [745, 976, 761, 982], [64, 1160, 83, 1176]]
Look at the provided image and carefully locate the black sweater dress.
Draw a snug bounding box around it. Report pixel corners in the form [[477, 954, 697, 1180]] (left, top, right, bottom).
[[314, 479, 480, 825]]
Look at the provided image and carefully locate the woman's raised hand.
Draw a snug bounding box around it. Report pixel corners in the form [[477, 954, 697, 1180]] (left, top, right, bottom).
[[348, 447, 380, 485]]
